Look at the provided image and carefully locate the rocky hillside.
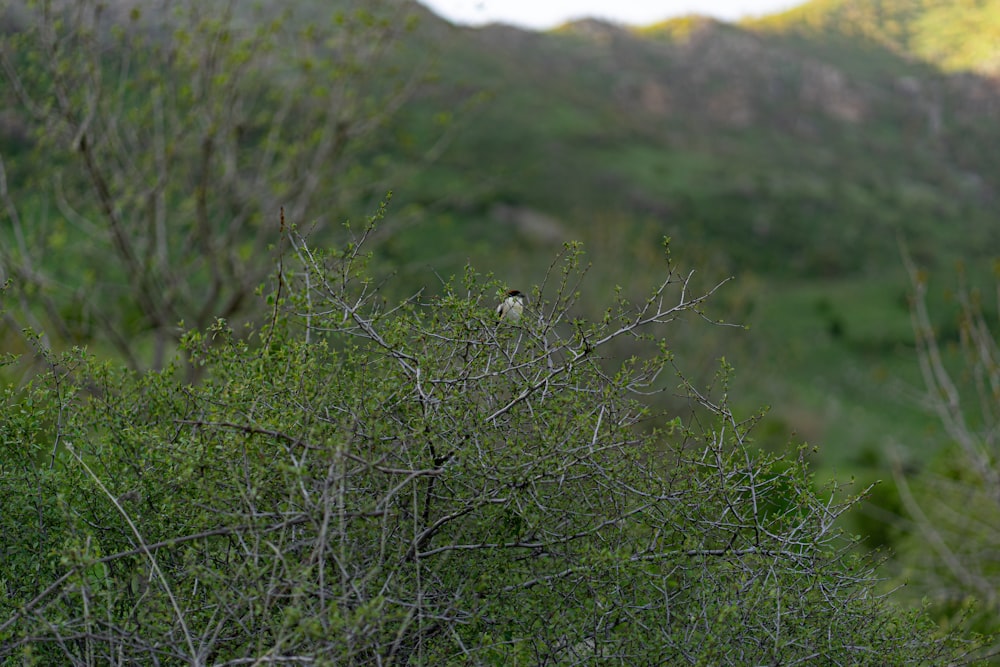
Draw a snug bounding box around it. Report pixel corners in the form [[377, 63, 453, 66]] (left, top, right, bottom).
[[393, 0, 1000, 280]]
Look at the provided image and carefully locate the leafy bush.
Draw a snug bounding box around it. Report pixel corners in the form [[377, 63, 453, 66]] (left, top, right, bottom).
[[0, 225, 968, 665]]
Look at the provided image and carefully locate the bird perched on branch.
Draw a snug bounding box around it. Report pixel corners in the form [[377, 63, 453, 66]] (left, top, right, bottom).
[[496, 289, 525, 323]]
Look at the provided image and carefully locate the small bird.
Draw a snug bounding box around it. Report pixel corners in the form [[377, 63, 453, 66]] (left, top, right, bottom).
[[496, 289, 525, 323]]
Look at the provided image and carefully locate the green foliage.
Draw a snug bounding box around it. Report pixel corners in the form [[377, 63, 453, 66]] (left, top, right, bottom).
[[0, 3, 998, 659], [0, 229, 968, 664], [0, 0, 423, 369]]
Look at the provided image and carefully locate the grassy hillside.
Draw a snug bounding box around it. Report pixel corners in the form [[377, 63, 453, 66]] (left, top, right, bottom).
[[750, 0, 1000, 73], [388, 6, 999, 276]]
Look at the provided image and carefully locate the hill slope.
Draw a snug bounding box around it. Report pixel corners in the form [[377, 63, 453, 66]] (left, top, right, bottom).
[[750, 0, 1000, 73], [391, 2, 1000, 281]]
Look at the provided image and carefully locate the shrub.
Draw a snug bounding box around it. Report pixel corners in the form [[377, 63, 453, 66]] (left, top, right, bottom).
[[0, 227, 967, 665]]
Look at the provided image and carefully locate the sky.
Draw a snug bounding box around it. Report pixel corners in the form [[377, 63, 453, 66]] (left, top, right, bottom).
[[417, 0, 806, 31]]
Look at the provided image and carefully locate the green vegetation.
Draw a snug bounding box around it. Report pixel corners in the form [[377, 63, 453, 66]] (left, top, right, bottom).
[[0, 224, 972, 664], [2, 0, 1000, 660], [751, 0, 1000, 73], [0, 0, 422, 370]]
